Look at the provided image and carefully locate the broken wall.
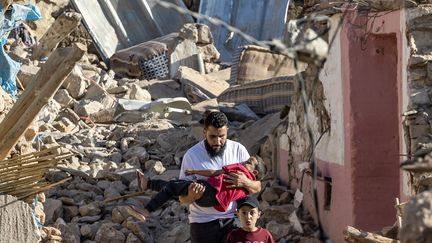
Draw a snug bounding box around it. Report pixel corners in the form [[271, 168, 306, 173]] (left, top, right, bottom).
[[276, 10, 409, 242], [404, 5, 432, 193]]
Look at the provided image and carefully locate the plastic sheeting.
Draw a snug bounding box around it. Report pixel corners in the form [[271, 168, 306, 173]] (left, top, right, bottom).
[[198, 0, 289, 62], [0, 3, 41, 97]]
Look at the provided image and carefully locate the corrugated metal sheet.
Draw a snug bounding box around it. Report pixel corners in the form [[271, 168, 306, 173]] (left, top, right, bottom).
[[199, 0, 289, 62], [71, 0, 193, 62]]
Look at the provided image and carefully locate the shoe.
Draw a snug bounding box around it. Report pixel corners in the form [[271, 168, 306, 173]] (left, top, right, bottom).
[[126, 205, 148, 222]]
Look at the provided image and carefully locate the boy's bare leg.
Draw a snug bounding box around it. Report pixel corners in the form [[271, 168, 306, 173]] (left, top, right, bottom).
[[136, 169, 148, 192]]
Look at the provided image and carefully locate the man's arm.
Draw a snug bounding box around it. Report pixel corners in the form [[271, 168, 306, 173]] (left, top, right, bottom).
[[185, 169, 224, 177], [224, 172, 262, 194]]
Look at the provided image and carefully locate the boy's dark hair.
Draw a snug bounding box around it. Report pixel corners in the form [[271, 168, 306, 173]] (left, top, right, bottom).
[[245, 156, 266, 180], [204, 111, 229, 129], [253, 156, 266, 180]]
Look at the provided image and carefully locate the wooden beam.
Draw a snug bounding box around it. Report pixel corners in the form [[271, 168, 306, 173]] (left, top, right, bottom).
[[343, 226, 400, 243], [0, 43, 86, 161], [32, 12, 82, 60]]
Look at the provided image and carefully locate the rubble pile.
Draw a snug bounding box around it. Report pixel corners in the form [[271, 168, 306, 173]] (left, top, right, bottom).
[[0, 1, 324, 242]]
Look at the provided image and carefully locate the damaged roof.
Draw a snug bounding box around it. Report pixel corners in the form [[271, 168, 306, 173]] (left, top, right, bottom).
[[71, 0, 193, 62]]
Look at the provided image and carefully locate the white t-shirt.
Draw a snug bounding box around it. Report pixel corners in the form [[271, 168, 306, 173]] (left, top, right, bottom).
[[179, 139, 250, 223]]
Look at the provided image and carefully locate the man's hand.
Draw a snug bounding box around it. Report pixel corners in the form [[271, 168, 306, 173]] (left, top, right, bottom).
[[179, 182, 205, 204], [224, 172, 249, 188], [224, 172, 261, 194]]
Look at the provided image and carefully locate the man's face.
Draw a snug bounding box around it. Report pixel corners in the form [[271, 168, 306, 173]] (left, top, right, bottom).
[[237, 205, 260, 232], [203, 125, 228, 154]]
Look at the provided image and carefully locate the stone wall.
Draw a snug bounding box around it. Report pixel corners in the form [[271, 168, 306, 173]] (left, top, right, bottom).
[[404, 5, 432, 193]]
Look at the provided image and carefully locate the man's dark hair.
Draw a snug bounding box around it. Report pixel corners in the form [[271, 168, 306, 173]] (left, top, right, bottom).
[[204, 111, 229, 128]]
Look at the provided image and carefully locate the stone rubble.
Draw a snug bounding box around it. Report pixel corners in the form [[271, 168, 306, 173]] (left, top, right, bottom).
[[0, 1, 324, 243]]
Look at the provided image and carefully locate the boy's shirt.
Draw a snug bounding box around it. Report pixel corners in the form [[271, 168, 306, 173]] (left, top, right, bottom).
[[207, 163, 256, 212], [226, 227, 275, 243]]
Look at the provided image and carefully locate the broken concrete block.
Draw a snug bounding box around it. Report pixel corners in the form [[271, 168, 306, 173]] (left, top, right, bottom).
[[79, 202, 101, 217], [238, 113, 282, 154], [266, 220, 290, 241], [57, 108, 81, 124], [38, 99, 61, 124], [189, 122, 205, 141], [126, 84, 152, 101], [85, 83, 106, 100], [177, 66, 229, 99], [95, 223, 126, 242], [74, 99, 104, 117], [182, 83, 211, 103], [262, 204, 296, 223], [261, 187, 280, 203], [179, 23, 198, 43], [54, 89, 75, 108], [219, 103, 260, 122], [24, 122, 38, 141], [62, 65, 88, 99], [123, 146, 149, 163], [53, 117, 78, 133], [56, 221, 81, 243], [148, 79, 184, 100], [44, 198, 63, 224], [0, 194, 40, 243], [197, 24, 213, 44], [206, 68, 231, 82], [17, 64, 40, 88], [126, 233, 142, 243], [197, 44, 220, 62], [170, 39, 200, 78], [205, 62, 221, 73], [410, 88, 431, 105], [191, 98, 219, 121], [157, 222, 190, 243], [145, 160, 166, 175], [400, 191, 432, 243], [289, 211, 303, 233], [409, 124, 430, 139]]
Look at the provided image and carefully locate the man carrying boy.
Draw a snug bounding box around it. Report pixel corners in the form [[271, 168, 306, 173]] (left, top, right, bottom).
[[132, 156, 266, 218], [180, 111, 262, 243], [227, 195, 275, 243]]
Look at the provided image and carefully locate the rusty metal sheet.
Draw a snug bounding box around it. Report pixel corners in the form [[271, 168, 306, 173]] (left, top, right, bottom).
[[71, 0, 193, 62], [198, 0, 289, 62]]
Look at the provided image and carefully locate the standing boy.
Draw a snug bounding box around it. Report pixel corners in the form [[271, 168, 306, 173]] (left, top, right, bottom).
[[226, 195, 275, 243]]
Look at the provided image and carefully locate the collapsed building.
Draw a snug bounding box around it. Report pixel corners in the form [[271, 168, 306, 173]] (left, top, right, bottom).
[[2, 0, 432, 243]]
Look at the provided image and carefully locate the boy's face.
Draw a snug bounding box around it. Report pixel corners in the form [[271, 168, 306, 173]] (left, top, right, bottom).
[[243, 157, 258, 176], [237, 205, 261, 232]]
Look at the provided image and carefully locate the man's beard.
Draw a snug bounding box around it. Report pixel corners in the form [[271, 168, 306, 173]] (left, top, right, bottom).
[[204, 140, 226, 157]]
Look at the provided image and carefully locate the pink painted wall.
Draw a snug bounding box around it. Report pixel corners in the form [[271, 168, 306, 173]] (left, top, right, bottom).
[[278, 10, 406, 242], [343, 30, 400, 230]]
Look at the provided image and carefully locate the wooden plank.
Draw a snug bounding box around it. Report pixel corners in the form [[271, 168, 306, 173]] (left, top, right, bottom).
[[32, 12, 82, 60], [343, 226, 400, 243], [0, 43, 86, 160]]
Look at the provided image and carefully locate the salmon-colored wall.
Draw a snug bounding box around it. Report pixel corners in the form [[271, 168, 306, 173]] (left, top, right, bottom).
[[278, 10, 406, 242]]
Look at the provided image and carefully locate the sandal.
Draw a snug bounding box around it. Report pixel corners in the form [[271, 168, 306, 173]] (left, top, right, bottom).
[[126, 205, 149, 222]]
